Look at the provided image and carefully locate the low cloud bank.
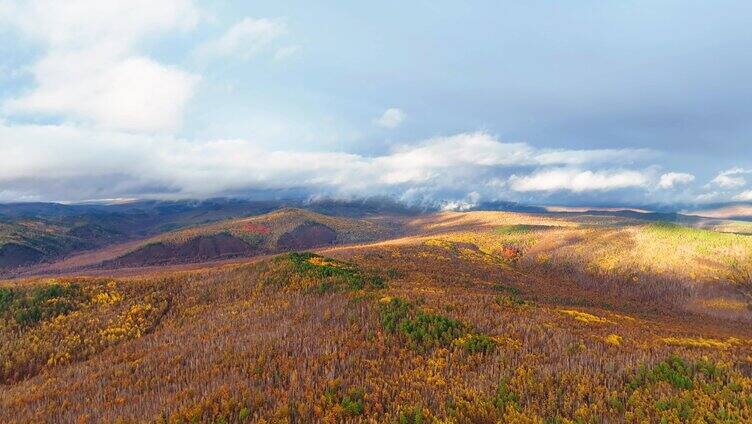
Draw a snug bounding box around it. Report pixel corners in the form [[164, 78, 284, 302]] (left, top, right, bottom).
[[0, 124, 699, 206]]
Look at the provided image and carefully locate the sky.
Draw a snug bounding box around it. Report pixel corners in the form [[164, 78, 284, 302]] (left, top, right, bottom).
[[0, 0, 751, 208]]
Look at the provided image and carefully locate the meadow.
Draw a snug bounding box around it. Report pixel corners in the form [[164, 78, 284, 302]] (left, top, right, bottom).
[[403, 211, 752, 320]]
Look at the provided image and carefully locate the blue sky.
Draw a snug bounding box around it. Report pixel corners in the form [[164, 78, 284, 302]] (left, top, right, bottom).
[[0, 0, 751, 207]]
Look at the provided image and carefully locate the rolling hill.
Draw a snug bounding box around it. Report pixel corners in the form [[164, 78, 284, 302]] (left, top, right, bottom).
[[97, 208, 400, 268], [0, 198, 422, 273], [685, 204, 752, 220], [2, 206, 752, 422], [2, 216, 752, 422], [0, 199, 287, 272], [0, 219, 123, 269]]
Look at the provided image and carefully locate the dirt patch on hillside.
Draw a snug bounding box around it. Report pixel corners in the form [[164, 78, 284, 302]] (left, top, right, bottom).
[[101, 233, 257, 268], [276, 222, 337, 251]]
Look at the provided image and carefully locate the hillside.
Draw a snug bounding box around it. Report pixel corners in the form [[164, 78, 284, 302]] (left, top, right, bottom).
[[401, 211, 752, 321], [2, 208, 752, 422], [97, 208, 399, 268], [2, 243, 752, 422], [0, 200, 287, 272], [686, 204, 752, 221], [0, 199, 423, 273], [0, 219, 121, 269]]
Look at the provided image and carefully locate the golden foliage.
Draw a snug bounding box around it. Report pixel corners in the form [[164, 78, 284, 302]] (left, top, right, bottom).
[[604, 334, 623, 346], [559, 309, 612, 324], [662, 336, 732, 350], [1, 240, 752, 422]]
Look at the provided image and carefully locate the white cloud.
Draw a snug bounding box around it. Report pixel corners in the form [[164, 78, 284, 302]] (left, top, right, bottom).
[[0, 190, 41, 203], [198, 17, 287, 59], [374, 108, 406, 128], [6, 55, 198, 132], [440, 192, 481, 211], [508, 168, 649, 193], [733, 190, 752, 201], [694, 191, 721, 203], [375, 132, 652, 171], [712, 174, 745, 188], [0, 0, 199, 49], [274, 45, 300, 61], [535, 148, 653, 166], [658, 172, 695, 189], [710, 167, 751, 189], [0, 126, 659, 201], [0, 0, 200, 132]]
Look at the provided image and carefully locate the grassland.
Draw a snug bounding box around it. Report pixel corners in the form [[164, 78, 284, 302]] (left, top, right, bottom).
[[1, 209, 752, 422], [403, 211, 752, 320]]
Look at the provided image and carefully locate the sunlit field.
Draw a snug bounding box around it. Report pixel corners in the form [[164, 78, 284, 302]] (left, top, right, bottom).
[[403, 212, 752, 320]]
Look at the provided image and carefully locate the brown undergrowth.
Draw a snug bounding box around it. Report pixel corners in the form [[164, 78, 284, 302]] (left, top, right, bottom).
[[2, 242, 752, 423]]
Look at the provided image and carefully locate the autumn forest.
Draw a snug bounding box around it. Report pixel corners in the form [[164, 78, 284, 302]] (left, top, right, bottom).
[[1, 204, 752, 423]]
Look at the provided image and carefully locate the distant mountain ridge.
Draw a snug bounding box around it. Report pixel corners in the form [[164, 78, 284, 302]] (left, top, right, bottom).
[[0, 199, 412, 273], [99, 208, 398, 268], [684, 204, 752, 221], [0, 199, 286, 271], [2, 197, 751, 274]]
